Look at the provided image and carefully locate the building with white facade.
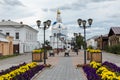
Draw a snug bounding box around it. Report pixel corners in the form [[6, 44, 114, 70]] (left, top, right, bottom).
[[50, 10, 67, 49], [87, 36, 98, 49], [0, 20, 39, 54]]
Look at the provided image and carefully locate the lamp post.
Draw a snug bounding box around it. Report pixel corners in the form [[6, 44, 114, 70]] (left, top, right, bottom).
[[77, 18, 93, 64], [36, 20, 51, 64]]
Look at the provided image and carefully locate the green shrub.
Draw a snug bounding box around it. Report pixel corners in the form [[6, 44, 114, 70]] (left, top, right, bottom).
[[105, 44, 120, 54], [87, 45, 93, 49]]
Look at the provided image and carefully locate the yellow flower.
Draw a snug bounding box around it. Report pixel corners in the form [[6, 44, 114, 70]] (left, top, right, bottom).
[[0, 62, 38, 80], [0, 76, 4, 80], [90, 61, 101, 69], [101, 71, 117, 80], [117, 76, 120, 80], [32, 49, 43, 53], [89, 49, 101, 53], [87, 49, 90, 52]]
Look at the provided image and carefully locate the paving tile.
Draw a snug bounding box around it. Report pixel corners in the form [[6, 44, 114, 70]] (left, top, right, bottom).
[[33, 51, 87, 80]]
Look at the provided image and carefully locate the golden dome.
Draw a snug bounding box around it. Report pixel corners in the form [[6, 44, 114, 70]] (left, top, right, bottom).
[[57, 9, 61, 14]]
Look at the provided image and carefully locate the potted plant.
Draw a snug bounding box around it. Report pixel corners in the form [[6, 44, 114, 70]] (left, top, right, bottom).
[[89, 49, 102, 63], [32, 49, 44, 62]]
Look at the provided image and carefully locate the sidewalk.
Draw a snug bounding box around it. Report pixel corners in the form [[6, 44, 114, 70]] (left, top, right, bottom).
[[102, 51, 120, 66], [0, 53, 32, 70], [32, 50, 87, 80]]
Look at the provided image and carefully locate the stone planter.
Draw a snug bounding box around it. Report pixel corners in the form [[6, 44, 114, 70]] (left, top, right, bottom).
[[32, 52, 43, 62], [87, 51, 91, 60], [90, 52, 102, 63]]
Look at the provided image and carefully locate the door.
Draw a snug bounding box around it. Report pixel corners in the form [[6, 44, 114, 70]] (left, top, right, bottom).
[[13, 44, 19, 54]]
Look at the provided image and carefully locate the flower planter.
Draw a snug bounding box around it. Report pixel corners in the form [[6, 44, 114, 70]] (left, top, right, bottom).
[[87, 51, 91, 60], [32, 52, 43, 62], [90, 52, 102, 63]]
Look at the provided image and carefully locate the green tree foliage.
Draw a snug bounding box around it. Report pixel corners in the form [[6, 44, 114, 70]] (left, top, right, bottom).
[[87, 45, 93, 49], [45, 40, 50, 46], [75, 33, 84, 49]]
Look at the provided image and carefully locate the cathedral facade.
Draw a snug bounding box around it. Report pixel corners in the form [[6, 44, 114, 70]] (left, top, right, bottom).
[[50, 10, 67, 49]]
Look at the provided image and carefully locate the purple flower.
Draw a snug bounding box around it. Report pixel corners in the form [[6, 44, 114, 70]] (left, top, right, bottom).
[[13, 65, 45, 80], [83, 65, 101, 80], [102, 61, 120, 73]]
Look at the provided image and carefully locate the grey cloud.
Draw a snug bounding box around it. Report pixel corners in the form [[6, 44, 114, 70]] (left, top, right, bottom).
[[0, 1, 3, 4], [101, 13, 120, 26], [55, 2, 85, 11], [3, 0, 24, 6], [42, 0, 87, 12], [110, 13, 120, 18], [91, 0, 116, 2], [59, 6, 71, 10], [64, 21, 76, 25], [49, 9, 56, 12], [42, 0, 116, 12], [42, 9, 48, 12], [0, 0, 34, 20], [42, 8, 57, 12]]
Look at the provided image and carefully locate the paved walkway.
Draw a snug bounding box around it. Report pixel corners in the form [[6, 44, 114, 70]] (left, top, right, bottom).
[[1, 50, 120, 80], [102, 51, 120, 66], [32, 51, 87, 80], [0, 53, 32, 70]]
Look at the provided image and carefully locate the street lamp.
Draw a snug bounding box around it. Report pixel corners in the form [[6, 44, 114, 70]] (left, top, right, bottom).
[[36, 20, 51, 64], [77, 18, 93, 64]]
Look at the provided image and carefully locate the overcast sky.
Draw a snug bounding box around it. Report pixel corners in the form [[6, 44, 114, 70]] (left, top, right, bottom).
[[0, 0, 120, 42]]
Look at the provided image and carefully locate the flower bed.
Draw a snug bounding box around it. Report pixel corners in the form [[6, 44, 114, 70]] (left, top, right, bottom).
[[0, 62, 45, 80], [0, 62, 26, 76], [83, 61, 120, 80]]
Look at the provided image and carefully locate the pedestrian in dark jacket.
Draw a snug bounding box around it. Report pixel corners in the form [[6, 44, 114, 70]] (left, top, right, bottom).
[[75, 47, 78, 55]]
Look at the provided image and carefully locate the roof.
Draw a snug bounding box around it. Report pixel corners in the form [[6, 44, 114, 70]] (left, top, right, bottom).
[[108, 27, 120, 36], [57, 33, 66, 36], [0, 20, 24, 26], [0, 38, 9, 42], [87, 36, 99, 40], [52, 22, 67, 30], [111, 27, 120, 34], [0, 32, 6, 37], [0, 20, 38, 32]]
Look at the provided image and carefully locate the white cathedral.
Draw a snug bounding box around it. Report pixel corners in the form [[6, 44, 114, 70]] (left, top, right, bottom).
[[50, 10, 67, 49]]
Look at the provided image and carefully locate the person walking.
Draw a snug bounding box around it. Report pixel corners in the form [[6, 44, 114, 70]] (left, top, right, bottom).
[[75, 47, 78, 55], [64, 46, 70, 56]]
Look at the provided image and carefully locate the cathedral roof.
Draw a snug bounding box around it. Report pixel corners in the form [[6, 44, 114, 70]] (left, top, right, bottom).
[[52, 22, 67, 30], [57, 33, 66, 36]]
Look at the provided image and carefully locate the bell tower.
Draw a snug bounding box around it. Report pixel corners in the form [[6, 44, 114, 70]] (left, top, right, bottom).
[[56, 9, 62, 23], [50, 9, 67, 49]]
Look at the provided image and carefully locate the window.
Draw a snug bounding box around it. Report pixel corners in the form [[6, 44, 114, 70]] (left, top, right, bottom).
[[6, 32, 9, 36], [16, 32, 19, 39]]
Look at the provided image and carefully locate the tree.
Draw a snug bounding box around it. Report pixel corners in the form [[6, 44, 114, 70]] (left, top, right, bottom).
[[45, 40, 50, 46], [45, 40, 52, 50], [75, 33, 84, 49]]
